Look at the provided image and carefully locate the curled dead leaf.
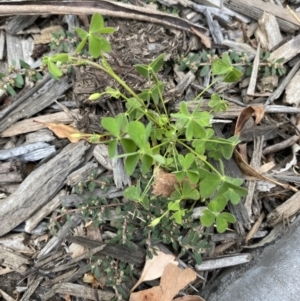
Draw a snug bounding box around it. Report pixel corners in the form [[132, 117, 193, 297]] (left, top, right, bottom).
[[234, 149, 297, 192], [235, 105, 265, 135]]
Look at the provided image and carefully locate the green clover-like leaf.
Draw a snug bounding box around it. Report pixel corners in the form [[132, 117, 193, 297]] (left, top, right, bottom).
[[90, 13, 104, 33], [123, 185, 141, 202], [208, 196, 227, 213], [101, 117, 121, 137], [201, 209, 216, 227], [125, 153, 140, 175], [216, 215, 228, 233], [127, 121, 148, 149], [199, 169, 222, 198]]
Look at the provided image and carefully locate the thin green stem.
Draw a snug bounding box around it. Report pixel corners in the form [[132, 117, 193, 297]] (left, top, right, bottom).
[[69, 56, 163, 126], [140, 171, 155, 201], [190, 77, 221, 113], [151, 71, 169, 124], [177, 140, 222, 177], [71, 57, 144, 106]]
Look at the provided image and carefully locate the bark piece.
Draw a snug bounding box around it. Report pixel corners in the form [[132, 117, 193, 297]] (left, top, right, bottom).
[[0, 75, 72, 132], [0, 289, 15, 301], [42, 268, 78, 287], [191, 2, 233, 24], [247, 43, 260, 97], [195, 253, 252, 271], [255, 12, 282, 51], [6, 15, 38, 35], [66, 236, 145, 266], [243, 222, 283, 248], [46, 283, 114, 301], [112, 146, 131, 188], [204, 9, 223, 44], [25, 129, 56, 144], [6, 33, 34, 67], [262, 135, 299, 156], [265, 59, 300, 105], [0, 233, 31, 253], [0, 142, 56, 162], [284, 69, 300, 106], [270, 33, 300, 63], [245, 212, 265, 243], [0, 140, 90, 236], [66, 162, 102, 186], [267, 191, 300, 226], [19, 275, 43, 301], [93, 144, 113, 170], [0, 244, 31, 273], [239, 124, 277, 142], [0, 171, 23, 184], [222, 39, 256, 55], [37, 215, 82, 259], [224, 0, 299, 33], [244, 135, 264, 219], [1, 110, 79, 137], [24, 190, 67, 233], [0, 30, 5, 60]]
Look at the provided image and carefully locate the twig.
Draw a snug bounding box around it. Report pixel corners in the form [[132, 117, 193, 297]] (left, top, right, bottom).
[[286, 5, 300, 25], [247, 43, 260, 96], [262, 135, 299, 155], [245, 212, 265, 243]]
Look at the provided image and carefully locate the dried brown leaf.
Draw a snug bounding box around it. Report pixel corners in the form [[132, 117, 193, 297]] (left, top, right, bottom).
[[33, 120, 82, 143], [152, 168, 178, 198], [234, 149, 297, 192], [235, 105, 265, 135], [232, 104, 297, 191], [191, 27, 211, 48], [237, 143, 248, 164], [129, 264, 196, 301], [130, 250, 178, 292]]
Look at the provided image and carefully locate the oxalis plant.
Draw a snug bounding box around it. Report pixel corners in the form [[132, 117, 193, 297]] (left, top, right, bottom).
[[41, 13, 247, 234]]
